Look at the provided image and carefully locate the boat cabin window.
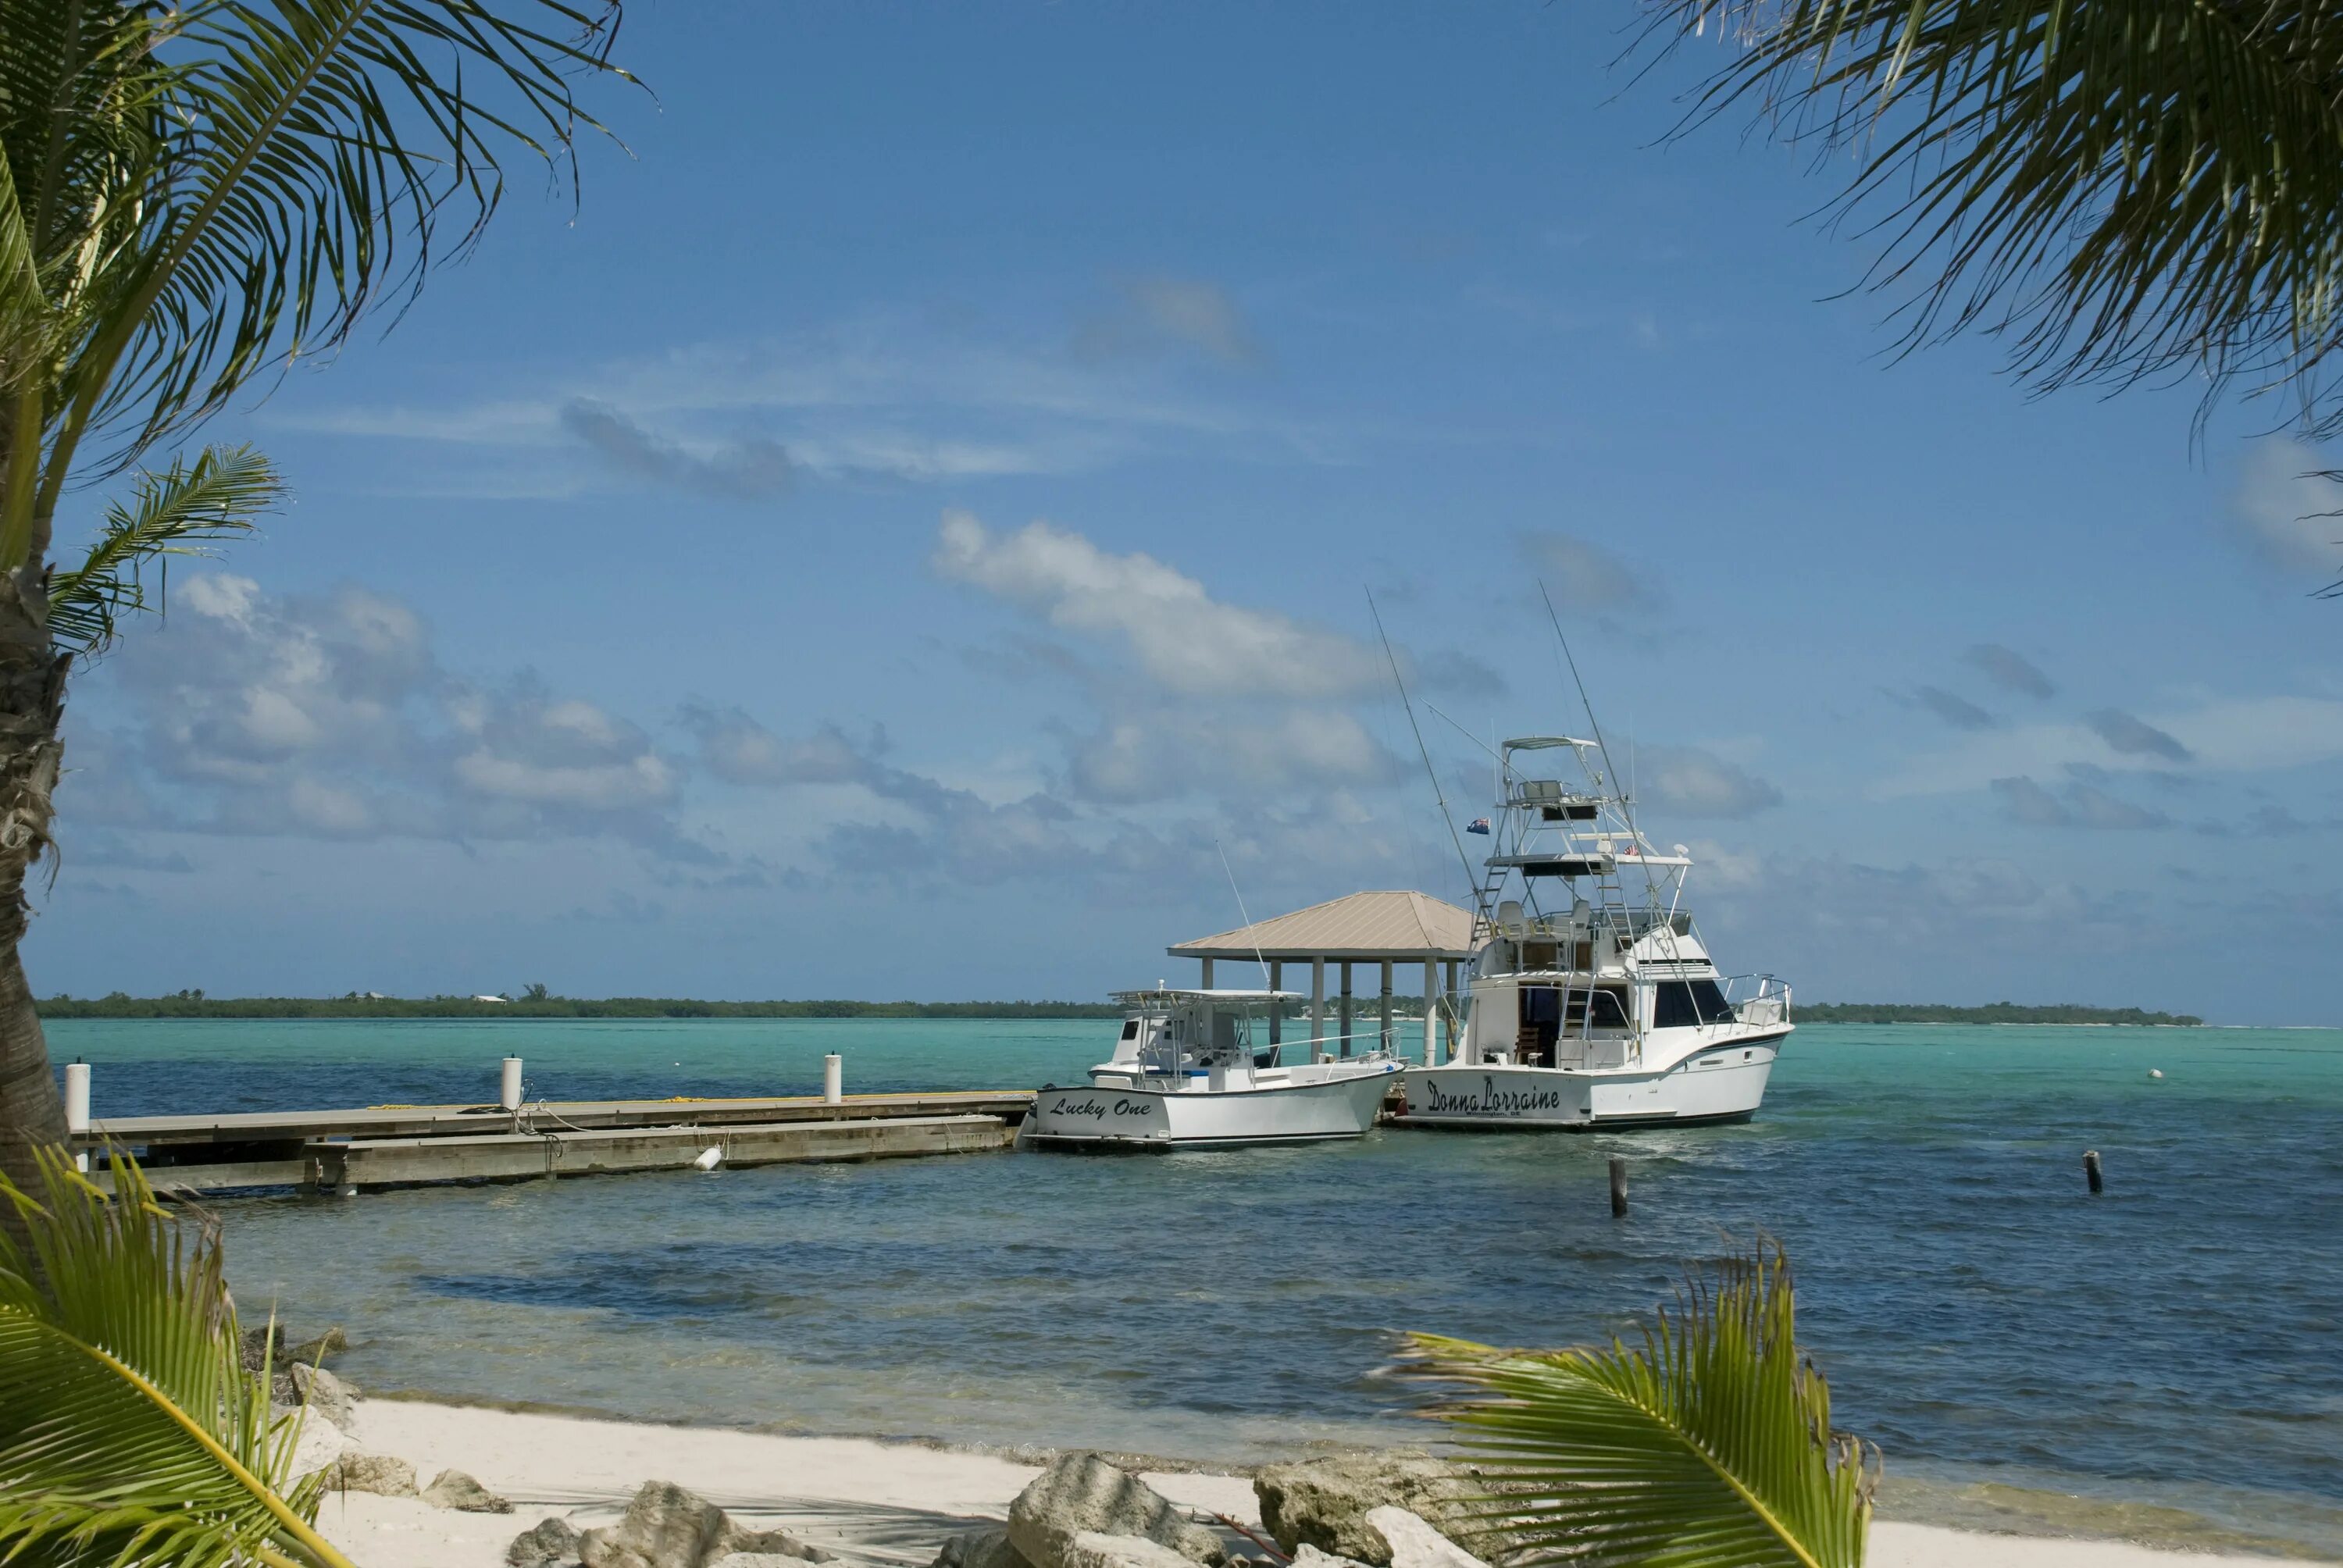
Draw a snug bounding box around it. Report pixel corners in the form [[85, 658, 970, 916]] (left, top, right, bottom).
[[1655, 978, 1735, 1028], [1119, 1019, 1139, 1041], [1568, 987, 1630, 1030]]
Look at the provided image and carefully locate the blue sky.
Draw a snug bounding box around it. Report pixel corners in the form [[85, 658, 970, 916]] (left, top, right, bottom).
[[37, 2, 2343, 1022]]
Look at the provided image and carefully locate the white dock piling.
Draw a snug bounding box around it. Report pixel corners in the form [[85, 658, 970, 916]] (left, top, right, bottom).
[[500, 1057, 523, 1111], [823, 1053, 843, 1105], [64, 1061, 90, 1171]]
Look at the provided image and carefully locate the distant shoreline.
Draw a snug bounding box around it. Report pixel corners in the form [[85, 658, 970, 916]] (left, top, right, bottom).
[[37, 996, 1130, 1020], [1796, 1003, 2203, 1026], [40, 994, 2203, 1025]]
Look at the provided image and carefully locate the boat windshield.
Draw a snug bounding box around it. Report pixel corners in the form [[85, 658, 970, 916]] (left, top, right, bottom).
[[1132, 999, 1260, 1074]]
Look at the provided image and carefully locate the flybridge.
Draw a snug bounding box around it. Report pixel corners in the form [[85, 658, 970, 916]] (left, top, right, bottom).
[[1389, 712, 1793, 1131]]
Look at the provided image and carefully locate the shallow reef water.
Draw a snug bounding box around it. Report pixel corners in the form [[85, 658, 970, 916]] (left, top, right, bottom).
[[52, 1017, 2343, 1556]]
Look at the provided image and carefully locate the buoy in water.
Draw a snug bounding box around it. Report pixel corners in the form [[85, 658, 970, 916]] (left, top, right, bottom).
[[694, 1146, 723, 1171], [2149, 1069, 2164, 1079]]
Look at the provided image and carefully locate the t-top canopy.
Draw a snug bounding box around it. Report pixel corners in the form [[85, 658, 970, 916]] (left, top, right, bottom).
[[1169, 889, 1475, 963]]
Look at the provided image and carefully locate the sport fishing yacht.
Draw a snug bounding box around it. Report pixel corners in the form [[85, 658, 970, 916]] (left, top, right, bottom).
[[1025, 988, 1403, 1149], [1398, 736, 1792, 1130]]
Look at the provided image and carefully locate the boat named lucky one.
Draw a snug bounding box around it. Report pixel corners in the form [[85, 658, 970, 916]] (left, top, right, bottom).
[[1026, 988, 1403, 1149]]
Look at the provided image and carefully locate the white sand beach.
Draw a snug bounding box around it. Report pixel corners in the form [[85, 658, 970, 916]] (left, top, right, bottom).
[[309, 1399, 2301, 1568]]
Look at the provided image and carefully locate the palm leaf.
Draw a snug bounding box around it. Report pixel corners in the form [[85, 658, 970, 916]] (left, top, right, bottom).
[[1643, 0, 2343, 435], [0, 1146, 356, 1568], [46, 443, 282, 659], [27, 0, 638, 525], [1406, 1239, 1876, 1568]]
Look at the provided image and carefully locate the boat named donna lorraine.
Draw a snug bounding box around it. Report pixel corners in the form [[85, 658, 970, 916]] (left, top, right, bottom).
[[1399, 735, 1792, 1131]]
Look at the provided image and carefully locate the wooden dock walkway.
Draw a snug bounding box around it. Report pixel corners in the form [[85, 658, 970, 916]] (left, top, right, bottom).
[[77, 1090, 1036, 1196]]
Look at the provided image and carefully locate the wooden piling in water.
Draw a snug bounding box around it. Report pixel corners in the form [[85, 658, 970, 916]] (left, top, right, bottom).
[[2084, 1149, 2103, 1195], [1609, 1156, 1628, 1217]]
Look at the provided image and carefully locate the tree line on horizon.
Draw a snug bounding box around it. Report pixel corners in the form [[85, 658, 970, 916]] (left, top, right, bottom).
[[37, 992, 2202, 1025]]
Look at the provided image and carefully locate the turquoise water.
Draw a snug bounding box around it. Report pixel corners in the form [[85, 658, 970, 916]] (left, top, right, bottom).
[[50, 1019, 2343, 1556]]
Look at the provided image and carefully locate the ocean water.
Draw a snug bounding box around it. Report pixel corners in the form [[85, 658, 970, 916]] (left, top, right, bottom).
[[48, 1018, 2343, 1557]]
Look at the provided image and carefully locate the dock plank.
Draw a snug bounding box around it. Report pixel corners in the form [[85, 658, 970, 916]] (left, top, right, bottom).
[[85, 1090, 1036, 1148], [87, 1114, 1018, 1195]]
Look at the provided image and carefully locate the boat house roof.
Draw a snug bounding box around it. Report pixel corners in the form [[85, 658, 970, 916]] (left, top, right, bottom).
[[1169, 890, 1475, 963]]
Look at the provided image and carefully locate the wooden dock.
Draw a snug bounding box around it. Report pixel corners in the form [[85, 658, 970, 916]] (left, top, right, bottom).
[[76, 1091, 1036, 1196]]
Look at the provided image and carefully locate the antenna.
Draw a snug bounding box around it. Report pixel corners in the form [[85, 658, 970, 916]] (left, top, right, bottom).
[[1367, 590, 1489, 921], [1214, 838, 1271, 988]]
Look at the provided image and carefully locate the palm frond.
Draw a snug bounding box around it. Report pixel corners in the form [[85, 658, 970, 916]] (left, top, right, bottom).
[[46, 443, 281, 660], [33, 0, 639, 514], [1406, 1239, 1875, 1568], [1644, 0, 2343, 435], [0, 1146, 354, 1568]]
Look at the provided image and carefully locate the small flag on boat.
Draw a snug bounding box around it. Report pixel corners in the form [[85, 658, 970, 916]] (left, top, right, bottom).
[[1467, 818, 1491, 835]]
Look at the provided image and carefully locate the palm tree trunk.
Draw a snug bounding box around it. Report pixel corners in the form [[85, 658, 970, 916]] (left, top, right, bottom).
[[0, 561, 69, 1210]]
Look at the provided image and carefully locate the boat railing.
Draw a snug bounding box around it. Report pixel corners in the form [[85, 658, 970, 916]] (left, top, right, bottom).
[[1721, 974, 1792, 1027], [1135, 1029, 1399, 1075]]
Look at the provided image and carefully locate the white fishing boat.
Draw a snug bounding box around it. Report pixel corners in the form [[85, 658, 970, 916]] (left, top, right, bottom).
[[1398, 736, 1792, 1131], [1026, 988, 1403, 1149]]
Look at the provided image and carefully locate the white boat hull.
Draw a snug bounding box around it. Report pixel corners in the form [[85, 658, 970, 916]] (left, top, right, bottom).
[[1027, 1063, 1403, 1149], [1397, 1032, 1785, 1130]]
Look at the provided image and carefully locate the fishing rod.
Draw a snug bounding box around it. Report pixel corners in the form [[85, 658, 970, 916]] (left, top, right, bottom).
[[1421, 700, 1500, 761], [1368, 589, 1491, 924], [1535, 580, 1675, 939]]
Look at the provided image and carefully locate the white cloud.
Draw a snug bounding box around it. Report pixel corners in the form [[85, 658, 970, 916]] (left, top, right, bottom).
[[275, 308, 1347, 499], [454, 748, 677, 811], [559, 400, 792, 498], [1069, 708, 1393, 804], [1076, 276, 1263, 365], [1907, 685, 1995, 731], [1519, 532, 1659, 615], [683, 706, 871, 787], [2233, 439, 2343, 575], [1991, 775, 2169, 830], [70, 573, 701, 857], [933, 510, 1382, 699], [1635, 744, 1782, 819], [1878, 695, 2343, 796], [1963, 643, 2056, 699]]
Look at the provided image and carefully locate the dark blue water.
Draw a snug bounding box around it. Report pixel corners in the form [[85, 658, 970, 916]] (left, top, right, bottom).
[[50, 1019, 2343, 1554]]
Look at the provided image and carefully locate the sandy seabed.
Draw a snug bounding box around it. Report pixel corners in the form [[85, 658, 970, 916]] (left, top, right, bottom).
[[312, 1399, 2299, 1568]]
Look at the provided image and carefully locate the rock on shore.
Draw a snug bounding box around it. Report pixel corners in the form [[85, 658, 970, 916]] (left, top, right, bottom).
[[1005, 1452, 1227, 1568], [1253, 1452, 1493, 1566], [574, 1480, 834, 1568]]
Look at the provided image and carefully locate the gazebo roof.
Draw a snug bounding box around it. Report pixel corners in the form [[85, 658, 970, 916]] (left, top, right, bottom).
[[1169, 890, 1476, 963]]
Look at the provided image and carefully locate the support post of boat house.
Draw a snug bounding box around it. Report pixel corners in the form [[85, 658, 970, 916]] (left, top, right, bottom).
[[1311, 959, 1325, 1060], [1422, 960, 1438, 1066], [1339, 964, 1353, 1056], [1444, 960, 1461, 1060], [1164, 891, 1474, 1068]]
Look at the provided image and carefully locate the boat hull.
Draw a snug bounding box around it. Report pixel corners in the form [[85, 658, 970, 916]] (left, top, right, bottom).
[[1396, 1032, 1785, 1130], [1026, 1064, 1401, 1149]]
